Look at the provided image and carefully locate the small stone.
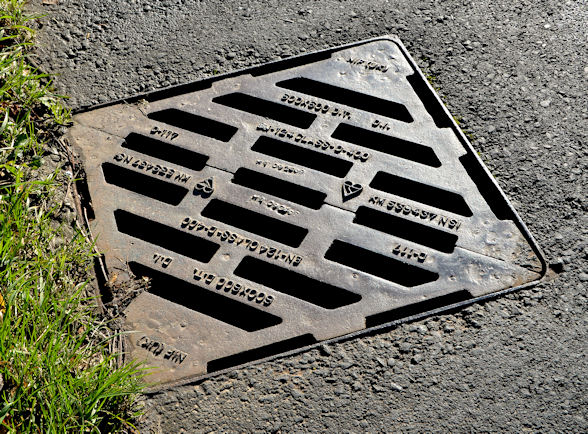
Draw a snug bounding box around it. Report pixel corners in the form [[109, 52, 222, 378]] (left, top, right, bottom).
[[259, 394, 275, 403], [409, 324, 428, 334], [258, 411, 272, 421], [226, 52, 236, 60], [411, 354, 424, 364], [578, 273, 588, 282], [540, 100, 551, 107], [398, 342, 412, 353], [319, 344, 333, 356], [276, 374, 288, 383], [390, 382, 403, 391], [444, 324, 455, 332], [290, 389, 303, 399]]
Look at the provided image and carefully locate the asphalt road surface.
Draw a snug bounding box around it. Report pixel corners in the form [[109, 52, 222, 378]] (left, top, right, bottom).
[[32, 0, 586, 431]]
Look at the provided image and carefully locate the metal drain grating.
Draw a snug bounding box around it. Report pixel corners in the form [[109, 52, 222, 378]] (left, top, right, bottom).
[[69, 37, 545, 387]]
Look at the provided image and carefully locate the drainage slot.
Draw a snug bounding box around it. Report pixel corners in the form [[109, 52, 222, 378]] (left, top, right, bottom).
[[148, 109, 238, 142], [324, 240, 438, 287], [406, 73, 451, 129], [115, 209, 219, 263], [331, 123, 441, 167], [232, 168, 326, 209], [459, 153, 512, 220], [252, 135, 352, 178], [370, 171, 473, 217], [200, 199, 308, 248], [207, 334, 316, 373], [234, 256, 361, 309], [365, 290, 472, 327], [276, 77, 413, 123], [128, 262, 281, 332], [354, 207, 457, 253], [123, 133, 208, 172], [213, 93, 316, 129], [102, 163, 188, 205]]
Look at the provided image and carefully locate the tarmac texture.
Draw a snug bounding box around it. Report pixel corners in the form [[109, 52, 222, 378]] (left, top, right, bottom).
[[32, 0, 586, 431]]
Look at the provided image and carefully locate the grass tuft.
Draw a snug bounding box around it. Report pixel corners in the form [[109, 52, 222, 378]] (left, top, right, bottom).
[[0, 1, 144, 431]]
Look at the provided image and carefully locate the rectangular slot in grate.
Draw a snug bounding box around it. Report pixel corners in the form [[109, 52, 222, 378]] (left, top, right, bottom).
[[232, 168, 327, 209], [115, 210, 219, 263], [207, 334, 316, 373], [324, 240, 439, 287], [332, 123, 441, 167], [354, 206, 458, 253], [129, 262, 282, 332], [123, 133, 208, 172], [148, 109, 238, 142], [102, 163, 188, 205], [370, 171, 473, 217], [365, 290, 472, 327], [234, 256, 361, 309], [213, 93, 316, 129], [252, 135, 353, 178], [200, 199, 309, 248], [276, 77, 413, 123]]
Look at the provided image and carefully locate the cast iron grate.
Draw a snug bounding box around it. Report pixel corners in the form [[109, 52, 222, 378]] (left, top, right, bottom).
[[68, 37, 545, 388]]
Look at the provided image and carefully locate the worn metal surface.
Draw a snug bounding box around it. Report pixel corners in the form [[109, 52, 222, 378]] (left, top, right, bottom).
[[68, 37, 545, 387]]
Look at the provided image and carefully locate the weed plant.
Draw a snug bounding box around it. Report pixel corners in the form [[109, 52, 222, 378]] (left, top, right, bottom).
[[0, 1, 143, 431]]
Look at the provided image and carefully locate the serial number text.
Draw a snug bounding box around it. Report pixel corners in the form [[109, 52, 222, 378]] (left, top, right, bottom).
[[193, 267, 275, 307], [136, 336, 187, 365], [392, 244, 427, 263], [180, 216, 303, 266], [256, 159, 304, 175], [281, 93, 351, 119], [257, 123, 370, 162], [113, 153, 191, 183], [369, 196, 463, 231], [250, 194, 300, 216]]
